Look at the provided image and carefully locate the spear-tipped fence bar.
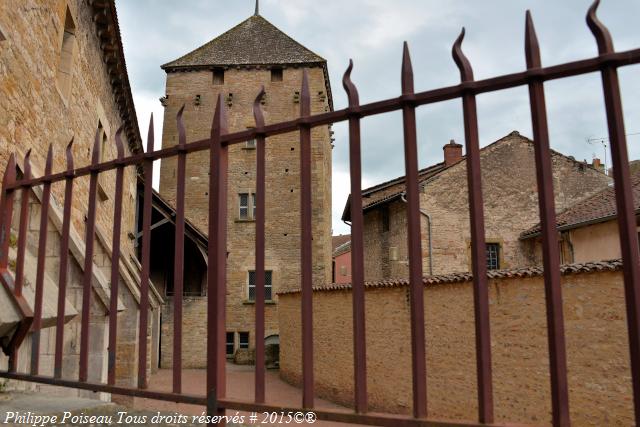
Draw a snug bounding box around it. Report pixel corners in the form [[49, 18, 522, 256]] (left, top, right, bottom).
[[253, 87, 267, 404], [173, 106, 187, 394], [0, 2, 639, 426]]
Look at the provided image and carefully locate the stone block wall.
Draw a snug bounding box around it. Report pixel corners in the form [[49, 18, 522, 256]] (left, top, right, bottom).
[[0, 0, 138, 263], [279, 268, 632, 426]]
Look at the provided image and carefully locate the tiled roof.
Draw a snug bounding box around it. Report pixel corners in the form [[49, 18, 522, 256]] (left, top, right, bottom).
[[332, 234, 351, 252], [520, 172, 640, 238], [333, 240, 351, 257], [341, 162, 447, 221], [162, 15, 325, 70], [278, 259, 623, 295]]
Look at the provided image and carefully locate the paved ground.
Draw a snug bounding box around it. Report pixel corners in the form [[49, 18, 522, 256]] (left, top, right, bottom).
[[133, 364, 363, 426]]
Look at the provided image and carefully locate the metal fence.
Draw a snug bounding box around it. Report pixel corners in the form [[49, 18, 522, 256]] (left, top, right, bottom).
[[1, 1, 639, 426]]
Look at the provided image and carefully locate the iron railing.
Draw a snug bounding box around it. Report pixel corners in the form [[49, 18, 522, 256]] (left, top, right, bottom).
[[0, 1, 639, 426]]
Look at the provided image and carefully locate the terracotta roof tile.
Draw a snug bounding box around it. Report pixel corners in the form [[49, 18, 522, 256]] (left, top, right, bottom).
[[332, 234, 350, 252], [278, 259, 623, 295], [521, 172, 640, 238]]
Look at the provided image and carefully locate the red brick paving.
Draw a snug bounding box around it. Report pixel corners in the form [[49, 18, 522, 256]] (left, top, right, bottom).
[[133, 364, 364, 426]]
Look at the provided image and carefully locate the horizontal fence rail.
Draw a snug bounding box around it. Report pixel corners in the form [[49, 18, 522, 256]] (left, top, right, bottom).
[[0, 2, 638, 426]]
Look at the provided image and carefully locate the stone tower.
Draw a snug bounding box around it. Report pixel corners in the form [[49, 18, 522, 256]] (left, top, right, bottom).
[[158, 9, 333, 364]]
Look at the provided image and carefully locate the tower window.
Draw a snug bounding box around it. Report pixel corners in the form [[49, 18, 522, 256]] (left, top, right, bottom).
[[248, 270, 273, 301], [271, 68, 283, 82], [213, 68, 224, 85], [57, 7, 76, 100]]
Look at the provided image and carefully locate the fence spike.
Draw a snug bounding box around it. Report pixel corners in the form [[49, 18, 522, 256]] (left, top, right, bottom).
[[147, 114, 155, 153], [587, 0, 614, 54], [401, 42, 414, 95], [23, 149, 32, 178], [44, 144, 53, 174], [114, 126, 125, 160], [301, 69, 311, 117], [92, 128, 101, 165], [525, 11, 542, 69], [342, 59, 360, 107], [65, 138, 74, 171], [253, 86, 266, 128], [177, 105, 186, 147], [452, 28, 474, 82]]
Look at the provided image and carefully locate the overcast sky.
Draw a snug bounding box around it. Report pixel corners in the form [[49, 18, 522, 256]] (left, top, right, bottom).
[[117, 0, 640, 235]]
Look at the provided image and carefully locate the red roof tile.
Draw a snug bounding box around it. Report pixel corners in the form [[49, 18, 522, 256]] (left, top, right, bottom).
[[521, 172, 640, 238], [278, 259, 623, 295]]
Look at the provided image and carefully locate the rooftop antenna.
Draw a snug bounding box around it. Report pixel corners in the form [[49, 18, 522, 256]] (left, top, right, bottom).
[[587, 135, 608, 175], [255, 0, 259, 15]]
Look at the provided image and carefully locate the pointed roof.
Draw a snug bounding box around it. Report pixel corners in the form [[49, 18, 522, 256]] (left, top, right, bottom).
[[162, 15, 326, 70]]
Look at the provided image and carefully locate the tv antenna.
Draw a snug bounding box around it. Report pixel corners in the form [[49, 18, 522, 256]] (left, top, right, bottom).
[[586, 132, 640, 176]]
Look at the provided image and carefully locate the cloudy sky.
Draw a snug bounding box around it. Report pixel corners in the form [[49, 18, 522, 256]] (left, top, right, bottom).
[[117, 0, 640, 235]]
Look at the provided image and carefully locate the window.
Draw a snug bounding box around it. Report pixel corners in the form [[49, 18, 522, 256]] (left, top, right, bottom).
[[239, 193, 249, 219], [246, 139, 256, 149], [486, 243, 500, 270], [226, 332, 235, 356], [238, 193, 256, 220], [57, 7, 76, 100], [213, 68, 224, 85], [271, 68, 283, 82], [381, 206, 390, 232], [239, 332, 249, 349], [340, 265, 348, 276], [248, 270, 273, 301]]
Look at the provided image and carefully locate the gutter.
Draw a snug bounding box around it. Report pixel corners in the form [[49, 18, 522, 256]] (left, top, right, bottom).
[[401, 192, 433, 276]]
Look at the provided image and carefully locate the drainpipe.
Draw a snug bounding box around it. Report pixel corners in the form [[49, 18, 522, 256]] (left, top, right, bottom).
[[401, 192, 433, 276]]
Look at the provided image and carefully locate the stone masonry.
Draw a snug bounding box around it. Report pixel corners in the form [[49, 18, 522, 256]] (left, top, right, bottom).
[[359, 132, 611, 280], [158, 15, 333, 366]]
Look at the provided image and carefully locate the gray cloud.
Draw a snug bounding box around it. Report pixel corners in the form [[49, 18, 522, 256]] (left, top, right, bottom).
[[117, 0, 640, 235]]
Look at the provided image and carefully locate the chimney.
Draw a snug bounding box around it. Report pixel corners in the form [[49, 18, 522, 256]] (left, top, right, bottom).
[[443, 139, 463, 167], [592, 158, 605, 172]]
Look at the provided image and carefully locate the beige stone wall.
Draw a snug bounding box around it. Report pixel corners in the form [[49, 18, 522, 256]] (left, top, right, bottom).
[[0, 0, 138, 260], [528, 220, 623, 265], [279, 269, 632, 426], [158, 66, 332, 365], [363, 133, 611, 281]]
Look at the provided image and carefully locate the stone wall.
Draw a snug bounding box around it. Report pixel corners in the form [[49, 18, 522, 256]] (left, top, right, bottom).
[[158, 66, 332, 365], [278, 267, 633, 426], [0, 0, 138, 261], [362, 133, 611, 281]]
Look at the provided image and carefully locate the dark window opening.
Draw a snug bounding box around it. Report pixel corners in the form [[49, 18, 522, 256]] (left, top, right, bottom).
[[271, 68, 283, 82], [248, 270, 273, 301], [486, 243, 500, 270], [381, 206, 390, 232], [226, 332, 235, 356], [239, 332, 249, 349], [213, 68, 224, 85], [57, 7, 76, 99]]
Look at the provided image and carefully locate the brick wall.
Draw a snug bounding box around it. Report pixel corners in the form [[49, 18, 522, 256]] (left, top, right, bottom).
[[363, 133, 611, 281], [279, 268, 632, 426], [158, 66, 332, 365]]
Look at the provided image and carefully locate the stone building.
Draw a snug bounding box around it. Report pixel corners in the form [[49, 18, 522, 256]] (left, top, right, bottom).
[[157, 9, 333, 367], [0, 0, 161, 400], [521, 170, 639, 264], [332, 235, 351, 285], [341, 131, 611, 280]]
